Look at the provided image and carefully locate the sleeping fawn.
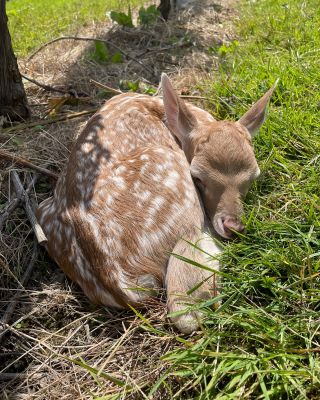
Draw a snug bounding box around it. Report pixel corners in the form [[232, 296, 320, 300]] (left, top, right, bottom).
[[37, 74, 276, 333]]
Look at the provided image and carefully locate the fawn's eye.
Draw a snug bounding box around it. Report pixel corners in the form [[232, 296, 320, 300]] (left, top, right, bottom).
[[193, 177, 204, 191]]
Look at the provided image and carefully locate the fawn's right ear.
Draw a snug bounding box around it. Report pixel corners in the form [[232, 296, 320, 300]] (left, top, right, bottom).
[[161, 73, 197, 148], [237, 79, 278, 137]]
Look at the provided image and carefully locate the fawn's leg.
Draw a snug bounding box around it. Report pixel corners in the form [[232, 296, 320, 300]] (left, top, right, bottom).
[[166, 227, 221, 334]]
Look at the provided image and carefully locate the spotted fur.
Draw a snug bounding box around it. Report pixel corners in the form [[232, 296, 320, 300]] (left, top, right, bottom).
[[37, 74, 276, 333]]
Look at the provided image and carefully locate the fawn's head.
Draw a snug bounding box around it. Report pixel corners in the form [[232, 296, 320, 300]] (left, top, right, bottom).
[[162, 74, 276, 239]]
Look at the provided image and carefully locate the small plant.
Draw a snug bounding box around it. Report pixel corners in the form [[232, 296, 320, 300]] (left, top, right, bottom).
[[90, 41, 109, 62], [218, 39, 239, 57], [108, 3, 161, 28], [88, 42, 123, 64], [111, 52, 123, 63], [107, 7, 134, 28], [138, 5, 160, 26], [119, 79, 140, 92]]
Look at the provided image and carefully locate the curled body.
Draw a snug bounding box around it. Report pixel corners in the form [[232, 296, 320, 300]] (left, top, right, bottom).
[[37, 74, 276, 333]]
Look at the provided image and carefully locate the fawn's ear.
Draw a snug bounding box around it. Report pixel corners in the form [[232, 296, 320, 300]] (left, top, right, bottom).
[[237, 80, 278, 137], [161, 73, 197, 146]]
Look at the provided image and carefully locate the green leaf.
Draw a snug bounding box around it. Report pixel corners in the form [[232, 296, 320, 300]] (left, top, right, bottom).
[[111, 52, 123, 63], [108, 9, 134, 28], [143, 86, 157, 95], [119, 80, 140, 92], [91, 41, 109, 62], [138, 5, 160, 26]]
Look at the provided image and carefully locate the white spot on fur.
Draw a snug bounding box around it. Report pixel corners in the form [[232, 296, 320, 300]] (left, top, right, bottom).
[[106, 194, 114, 206], [140, 164, 148, 175], [115, 165, 126, 175], [152, 174, 161, 182], [81, 142, 94, 154], [112, 176, 126, 189], [140, 190, 151, 202], [151, 196, 165, 211], [164, 170, 180, 189]]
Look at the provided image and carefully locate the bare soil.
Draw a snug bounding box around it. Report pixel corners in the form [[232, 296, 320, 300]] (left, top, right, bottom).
[[0, 1, 236, 398]]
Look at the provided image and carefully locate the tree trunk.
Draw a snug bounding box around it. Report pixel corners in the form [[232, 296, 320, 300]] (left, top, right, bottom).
[[158, 0, 171, 20], [0, 0, 29, 121]]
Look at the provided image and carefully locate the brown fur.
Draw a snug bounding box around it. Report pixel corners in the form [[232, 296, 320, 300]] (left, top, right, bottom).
[[36, 74, 275, 333]]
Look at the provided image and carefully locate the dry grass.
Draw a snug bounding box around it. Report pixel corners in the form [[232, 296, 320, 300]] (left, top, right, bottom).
[[0, 1, 236, 398]]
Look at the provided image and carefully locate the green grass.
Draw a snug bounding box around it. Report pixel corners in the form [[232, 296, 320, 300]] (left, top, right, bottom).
[[6, 0, 144, 56], [150, 0, 320, 398]]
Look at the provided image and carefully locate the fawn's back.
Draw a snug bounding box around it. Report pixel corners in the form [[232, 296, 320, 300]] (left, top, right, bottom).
[[37, 92, 213, 308]]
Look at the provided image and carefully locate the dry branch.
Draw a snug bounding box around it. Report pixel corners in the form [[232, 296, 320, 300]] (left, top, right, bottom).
[[11, 171, 47, 244], [0, 373, 31, 381], [0, 173, 39, 231], [2, 108, 96, 135], [0, 149, 59, 180], [28, 36, 155, 75], [90, 79, 123, 95], [22, 74, 71, 95], [22, 74, 89, 98]]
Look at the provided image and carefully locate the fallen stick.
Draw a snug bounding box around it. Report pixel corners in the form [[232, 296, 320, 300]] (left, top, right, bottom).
[[2, 108, 96, 134], [21, 74, 71, 95], [0, 241, 38, 343], [27, 36, 155, 75], [0, 173, 39, 231], [90, 79, 123, 95], [0, 149, 59, 180], [138, 42, 190, 58], [0, 373, 31, 381], [11, 172, 47, 244]]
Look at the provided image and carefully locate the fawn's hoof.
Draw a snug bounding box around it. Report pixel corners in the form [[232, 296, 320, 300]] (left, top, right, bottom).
[[171, 312, 201, 334]]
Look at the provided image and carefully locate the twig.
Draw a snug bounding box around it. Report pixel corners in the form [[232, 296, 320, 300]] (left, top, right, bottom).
[[11, 172, 47, 244], [21, 74, 70, 95], [28, 36, 155, 75], [0, 173, 39, 231], [0, 149, 59, 180], [0, 373, 31, 381], [22, 74, 89, 97], [90, 79, 123, 95], [0, 241, 38, 343], [2, 108, 96, 134], [138, 42, 190, 58]]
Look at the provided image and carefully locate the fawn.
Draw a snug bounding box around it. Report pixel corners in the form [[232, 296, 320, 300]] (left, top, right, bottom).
[[36, 74, 275, 333]]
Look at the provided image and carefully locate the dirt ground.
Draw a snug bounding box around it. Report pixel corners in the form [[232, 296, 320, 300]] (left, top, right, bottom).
[[0, 1, 236, 398]]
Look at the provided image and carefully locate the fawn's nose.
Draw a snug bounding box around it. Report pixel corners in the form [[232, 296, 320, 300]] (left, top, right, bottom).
[[222, 216, 245, 238]]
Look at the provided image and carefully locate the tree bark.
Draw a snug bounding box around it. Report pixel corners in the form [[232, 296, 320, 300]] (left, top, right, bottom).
[[158, 0, 171, 20], [0, 0, 30, 121]]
